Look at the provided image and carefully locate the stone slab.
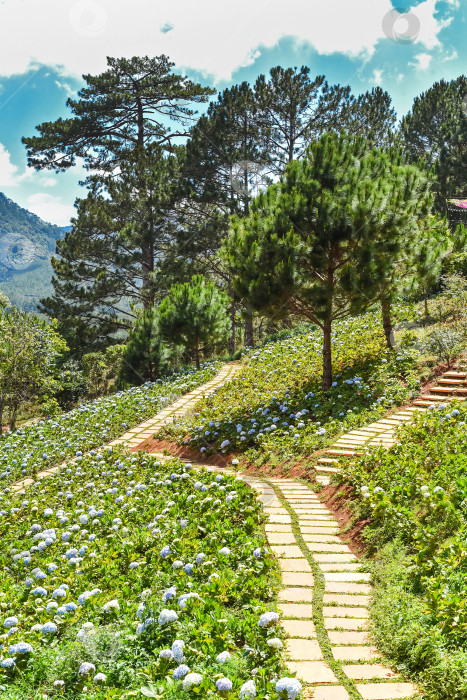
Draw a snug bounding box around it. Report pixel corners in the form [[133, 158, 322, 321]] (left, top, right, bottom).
[[332, 646, 380, 661], [324, 582, 372, 594], [265, 524, 294, 533], [322, 606, 369, 618], [267, 533, 297, 545], [305, 687, 350, 700], [324, 572, 371, 582], [270, 545, 304, 558], [279, 559, 312, 572], [356, 683, 416, 699], [323, 594, 371, 606], [278, 603, 313, 618], [286, 661, 337, 684], [281, 619, 316, 638], [282, 572, 314, 587], [343, 664, 397, 680], [286, 638, 323, 661], [279, 588, 314, 603], [324, 617, 368, 630], [328, 631, 371, 645]]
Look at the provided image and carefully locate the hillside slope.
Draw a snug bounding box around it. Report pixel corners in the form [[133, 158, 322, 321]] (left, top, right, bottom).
[[0, 192, 65, 312]]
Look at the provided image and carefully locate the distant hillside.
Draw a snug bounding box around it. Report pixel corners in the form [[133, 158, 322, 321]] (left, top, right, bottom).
[[0, 193, 66, 313]]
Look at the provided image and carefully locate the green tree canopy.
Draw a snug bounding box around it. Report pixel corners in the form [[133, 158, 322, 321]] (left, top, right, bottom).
[[0, 294, 67, 431], [118, 308, 166, 386], [158, 275, 230, 369], [400, 76, 467, 214], [222, 132, 442, 389], [22, 55, 214, 171]]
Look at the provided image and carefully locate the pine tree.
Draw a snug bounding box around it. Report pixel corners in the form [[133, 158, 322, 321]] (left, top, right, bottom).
[[22, 56, 214, 171], [400, 76, 467, 214], [24, 56, 213, 350], [118, 308, 166, 386], [158, 275, 230, 369], [39, 146, 182, 352], [222, 132, 443, 390]]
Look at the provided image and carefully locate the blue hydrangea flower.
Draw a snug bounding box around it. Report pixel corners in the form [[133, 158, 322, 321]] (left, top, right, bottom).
[[275, 677, 302, 699], [42, 622, 57, 635], [173, 664, 190, 679], [216, 677, 233, 692]]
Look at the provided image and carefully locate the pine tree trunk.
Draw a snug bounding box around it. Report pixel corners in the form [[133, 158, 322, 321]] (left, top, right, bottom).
[[381, 299, 395, 348], [228, 292, 236, 355], [322, 320, 333, 391], [195, 338, 200, 370], [9, 406, 17, 432], [244, 315, 254, 348]]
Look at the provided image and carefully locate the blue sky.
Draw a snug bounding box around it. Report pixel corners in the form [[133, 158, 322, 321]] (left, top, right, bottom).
[[0, 0, 465, 226]]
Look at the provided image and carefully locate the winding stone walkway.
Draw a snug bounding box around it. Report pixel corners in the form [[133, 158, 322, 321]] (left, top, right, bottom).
[[10, 358, 419, 698], [10, 362, 240, 494], [316, 361, 467, 486], [106, 362, 240, 449]]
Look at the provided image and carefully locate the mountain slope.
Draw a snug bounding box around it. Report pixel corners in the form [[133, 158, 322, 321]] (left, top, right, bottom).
[[0, 193, 66, 312]]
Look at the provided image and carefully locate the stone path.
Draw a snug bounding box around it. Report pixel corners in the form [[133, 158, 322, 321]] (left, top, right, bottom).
[[107, 362, 241, 449], [9, 357, 419, 698], [315, 360, 467, 486], [192, 464, 418, 700], [10, 362, 240, 494]]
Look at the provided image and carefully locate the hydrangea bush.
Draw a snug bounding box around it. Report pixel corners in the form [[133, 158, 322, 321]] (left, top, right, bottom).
[[0, 363, 219, 488], [338, 402, 467, 698], [161, 313, 418, 459], [0, 450, 291, 698]]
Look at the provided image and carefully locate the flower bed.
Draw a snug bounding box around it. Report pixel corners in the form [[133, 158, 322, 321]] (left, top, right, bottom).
[[0, 450, 293, 698], [0, 363, 219, 489], [160, 314, 419, 459], [338, 402, 467, 700]]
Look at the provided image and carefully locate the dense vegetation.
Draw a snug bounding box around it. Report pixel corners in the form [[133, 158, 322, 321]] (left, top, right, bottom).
[[161, 311, 419, 464], [0, 451, 286, 699], [337, 404, 467, 699], [0, 363, 218, 487]]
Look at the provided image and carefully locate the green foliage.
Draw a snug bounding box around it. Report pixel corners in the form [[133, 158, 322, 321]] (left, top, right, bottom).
[[0, 295, 67, 431], [338, 400, 467, 696], [162, 311, 419, 459], [0, 451, 284, 698], [158, 276, 230, 369], [118, 309, 166, 386], [82, 345, 125, 398], [400, 75, 467, 214], [0, 362, 218, 487], [222, 131, 438, 388]]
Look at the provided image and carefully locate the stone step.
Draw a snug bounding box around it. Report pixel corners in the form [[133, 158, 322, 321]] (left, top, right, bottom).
[[418, 394, 451, 402], [327, 449, 363, 457], [316, 466, 340, 475], [317, 458, 339, 464], [430, 386, 467, 394], [438, 377, 466, 385]]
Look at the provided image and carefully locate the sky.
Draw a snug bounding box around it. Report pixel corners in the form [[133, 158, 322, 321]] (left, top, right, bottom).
[[0, 0, 465, 226]]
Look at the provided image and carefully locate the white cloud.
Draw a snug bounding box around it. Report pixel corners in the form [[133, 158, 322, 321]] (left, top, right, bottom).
[[0, 143, 32, 186], [411, 52, 433, 70], [41, 176, 59, 187], [371, 69, 383, 85], [0, 0, 455, 83], [27, 193, 75, 226]]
